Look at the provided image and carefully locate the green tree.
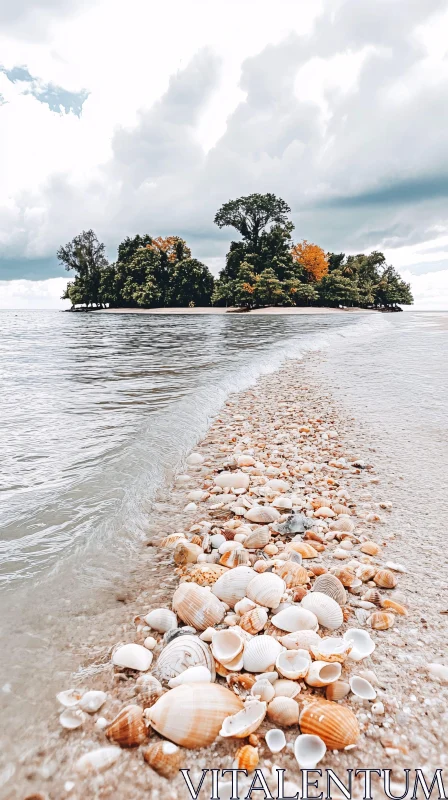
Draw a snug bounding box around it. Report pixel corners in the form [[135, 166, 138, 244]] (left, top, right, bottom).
[[214, 193, 291, 254], [253, 268, 285, 306], [318, 270, 360, 307], [234, 262, 258, 308], [58, 229, 109, 308], [169, 258, 214, 306]]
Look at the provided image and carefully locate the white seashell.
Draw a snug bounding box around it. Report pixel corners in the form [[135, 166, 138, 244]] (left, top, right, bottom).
[[199, 627, 215, 643], [265, 728, 286, 754], [75, 746, 122, 775], [384, 561, 407, 573], [234, 533, 248, 544], [276, 649, 311, 680], [168, 666, 212, 688], [271, 607, 319, 633], [251, 679, 275, 703], [79, 691, 107, 713], [188, 490, 208, 502], [212, 566, 255, 608], [211, 629, 244, 665], [60, 708, 86, 729], [211, 533, 226, 549], [218, 540, 243, 555], [266, 479, 289, 492], [234, 598, 257, 615], [184, 502, 197, 512], [186, 453, 204, 465], [273, 679, 301, 699], [427, 663, 448, 684], [246, 573, 286, 609], [95, 717, 109, 730], [144, 636, 157, 650], [371, 701, 385, 715], [215, 472, 250, 489], [349, 676, 376, 700], [343, 629, 375, 661], [301, 593, 343, 631], [272, 496, 293, 510], [258, 671, 278, 683], [145, 608, 178, 634], [237, 455, 255, 467], [305, 661, 342, 687], [267, 696, 299, 726], [220, 699, 266, 738], [56, 689, 83, 708], [280, 630, 321, 652], [243, 528, 271, 549], [245, 506, 280, 523], [294, 734, 326, 769], [153, 635, 215, 684], [243, 635, 285, 673], [310, 637, 352, 663], [172, 583, 226, 630], [112, 643, 153, 671]]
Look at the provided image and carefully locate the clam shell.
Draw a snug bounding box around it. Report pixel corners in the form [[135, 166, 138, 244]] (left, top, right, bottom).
[[215, 472, 250, 489], [251, 679, 276, 703], [275, 649, 311, 680], [211, 629, 244, 666], [273, 679, 301, 699], [234, 744, 259, 772], [168, 666, 212, 688], [244, 506, 280, 524], [305, 661, 342, 688], [325, 680, 350, 701], [79, 691, 107, 713], [145, 609, 178, 634], [356, 565, 377, 582], [331, 567, 358, 587], [350, 676, 376, 700], [246, 573, 286, 609], [271, 607, 319, 633], [153, 635, 215, 684], [143, 741, 183, 779], [368, 611, 395, 630], [309, 637, 352, 663], [267, 696, 299, 726], [294, 734, 326, 769], [106, 705, 147, 747], [112, 643, 153, 671], [287, 542, 318, 559], [172, 583, 226, 630], [56, 689, 83, 708], [301, 593, 343, 631], [243, 635, 284, 673], [313, 507, 335, 518], [174, 542, 202, 566], [273, 561, 309, 588], [272, 496, 293, 510], [161, 533, 187, 549], [147, 683, 243, 748], [360, 541, 380, 556], [329, 518, 355, 532], [75, 747, 122, 775], [234, 597, 257, 615], [374, 570, 398, 589], [312, 574, 346, 605], [243, 528, 271, 549], [239, 606, 268, 635], [299, 699, 360, 749], [220, 548, 251, 568], [266, 479, 289, 492], [212, 566, 255, 608], [280, 630, 321, 651], [220, 699, 266, 738], [60, 708, 86, 729], [343, 629, 375, 661], [265, 728, 286, 754], [186, 453, 204, 465]]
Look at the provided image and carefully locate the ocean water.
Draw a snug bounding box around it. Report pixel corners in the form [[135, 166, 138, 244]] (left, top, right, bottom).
[[0, 309, 447, 788]]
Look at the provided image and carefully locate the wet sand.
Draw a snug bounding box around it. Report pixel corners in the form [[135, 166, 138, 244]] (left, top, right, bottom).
[[98, 306, 375, 315], [10, 355, 447, 800]]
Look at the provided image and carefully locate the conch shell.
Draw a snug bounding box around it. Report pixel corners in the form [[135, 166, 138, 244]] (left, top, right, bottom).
[[299, 699, 360, 749], [105, 705, 147, 747], [143, 741, 183, 779]]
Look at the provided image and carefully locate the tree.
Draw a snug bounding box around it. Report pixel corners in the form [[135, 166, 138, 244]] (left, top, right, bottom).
[[58, 229, 109, 308], [234, 262, 258, 308], [291, 240, 329, 282], [117, 234, 153, 265], [147, 236, 191, 263], [318, 270, 360, 307], [214, 193, 291, 253], [253, 268, 285, 306], [169, 258, 214, 306]]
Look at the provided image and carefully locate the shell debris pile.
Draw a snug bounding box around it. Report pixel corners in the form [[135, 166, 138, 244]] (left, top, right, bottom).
[[51, 367, 423, 792]]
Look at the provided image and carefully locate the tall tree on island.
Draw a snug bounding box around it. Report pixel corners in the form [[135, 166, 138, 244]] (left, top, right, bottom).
[[59, 229, 109, 308]]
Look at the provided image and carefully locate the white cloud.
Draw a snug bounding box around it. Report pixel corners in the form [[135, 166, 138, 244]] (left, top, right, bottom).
[[0, 277, 69, 308]]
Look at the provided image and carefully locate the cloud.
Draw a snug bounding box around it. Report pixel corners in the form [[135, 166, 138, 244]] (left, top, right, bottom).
[[0, 0, 85, 33], [0, 277, 69, 308], [0, 64, 89, 116]]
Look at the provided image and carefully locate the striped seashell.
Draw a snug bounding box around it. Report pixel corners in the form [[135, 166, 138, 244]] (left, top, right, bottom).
[[273, 561, 309, 588], [368, 611, 395, 630], [360, 540, 380, 556], [243, 635, 285, 673], [301, 593, 343, 631], [172, 583, 226, 630], [329, 518, 355, 533], [380, 598, 408, 615], [280, 630, 321, 652], [325, 680, 350, 701], [267, 696, 299, 726], [143, 741, 184, 779], [243, 528, 271, 549], [287, 542, 319, 559], [332, 504, 351, 515], [373, 570, 398, 589], [153, 635, 216, 685], [312, 574, 346, 606], [220, 699, 266, 738], [273, 679, 301, 699], [212, 566, 255, 607], [245, 506, 280, 524], [145, 608, 178, 634], [246, 573, 286, 609], [299, 699, 360, 749], [160, 534, 187, 549], [234, 744, 259, 772], [220, 548, 251, 568], [106, 705, 147, 747], [239, 606, 268, 635]]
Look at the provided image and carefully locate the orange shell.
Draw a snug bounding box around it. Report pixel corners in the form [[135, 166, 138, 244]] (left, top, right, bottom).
[[106, 705, 147, 747], [287, 542, 319, 559], [234, 744, 259, 772], [299, 699, 360, 749], [360, 541, 380, 556], [381, 598, 408, 615], [273, 561, 309, 588], [368, 611, 395, 630], [373, 569, 398, 589]]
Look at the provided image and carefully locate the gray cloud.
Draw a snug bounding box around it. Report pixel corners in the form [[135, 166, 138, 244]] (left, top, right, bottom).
[[0, 64, 89, 116], [0, 0, 85, 32]]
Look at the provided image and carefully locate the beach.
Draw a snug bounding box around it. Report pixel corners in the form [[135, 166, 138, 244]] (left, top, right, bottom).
[[10, 347, 447, 800], [98, 306, 375, 315]]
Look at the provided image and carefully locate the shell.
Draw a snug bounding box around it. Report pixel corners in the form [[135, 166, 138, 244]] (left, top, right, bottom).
[[325, 680, 350, 701], [273, 679, 301, 699], [275, 649, 311, 680], [251, 679, 276, 703], [161, 534, 187, 549], [243, 635, 284, 673], [212, 566, 255, 608], [145, 609, 178, 634], [79, 691, 107, 713], [136, 675, 163, 708], [287, 542, 318, 559], [234, 745, 259, 772], [301, 593, 343, 631], [218, 540, 243, 555], [60, 708, 86, 729], [172, 583, 226, 630], [220, 548, 251, 568], [174, 542, 203, 566], [75, 747, 122, 775], [331, 567, 358, 587], [343, 629, 375, 661], [182, 563, 228, 587], [220, 699, 266, 738], [144, 637, 157, 650], [56, 689, 83, 708], [246, 573, 286, 609], [147, 683, 243, 748], [309, 637, 352, 663], [273, 561, 309, 588], [168, 666, 212, 688], [105, 705, 147, 747], [143, 741, 183, 779], [272, 496, 293, 510], [360, 541, 380, 556], [239, 607, 268, 635], [299, 699, 360, 749], [112, 643, 153, 672], [266, 479, 289, 492], [243, 527, 271, 549], [373, 569, 398, 589], [329, 518, 355, 533], [380, 598, 408, 615], [237, 455, 256, 467], [294, 734, 326, 769], [312, 574, 346, 606], [349, 676, 376, 700], [361, 589, 382, 605], [234, 598, 257, 615], [211, 629, 244, 666], [153, 635, 215, 684], [368, 611, 395, 630], [267, 696, 299, 726], [265, 728, 286, 754], [280, 630, 321, 652], [271, 607, 319, 633], [186, 453, 204, 465], [215, 472, 250, 489], [313, 507, 335, 518], [305, 661, 342, 688], [356, 565, 377, 582], [332, 504, 351, 516], [244, 506, 280, 524]]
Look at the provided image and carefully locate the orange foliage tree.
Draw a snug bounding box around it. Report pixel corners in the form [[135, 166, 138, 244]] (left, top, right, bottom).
[[146, 236, 191, 263], [291, 240, 329, 282]]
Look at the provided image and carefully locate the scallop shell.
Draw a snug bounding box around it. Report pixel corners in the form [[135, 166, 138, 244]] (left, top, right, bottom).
[[273, 561, 309, 588], [143, 741, 183, 779], [305, 661, 342, 688], [331, 566, 358, 587], [211, 629, 244, 666], [280, 630, 321, 652], [312, 574, 346, 606], [287, 542, 318, 559], [343, 628, 375, 661], [301, 593, 344, 630], [360, 541, 380, 556], [112, 643, 153, 672], [215, 472, 250, 489], [174, 542, 202, 566], [147, 683, 243, 748], [153, 635, 215, 684], [212, 566, 255, 608], [349, 676, 376, 700], [60, 708, 86, 729], [309, 637, 352, 663], [243, 635, 284, 673], [105, 705, 147, 747], [271, 607, 319, 633], [243, 528, 271, 549], [239, 607, 268, 635], [244, 506, 280, 524], [79, 691, 107, 713], [172, 583, 226, 630], [265, 728, 286, 754], [275, 649, 311, 680], [234, 744, 259, 772], [251, 679, 276, 703], [294, 734, 326, 769], [246, 573, 286, 609], [220, 548, 251, 568], [368, 611, 395, 630], [273, 679, 301, 699], [220, 699, 266, 738], [374, 570, 398, 589], [325, 680, 350, 701], [168, 666, 212, 688], [299, 699, 360, 749], [161, 534, 187, 549], [267, 696, 299, 726], [75, 746, 122, 775], [183, 563, 228, 587], [145, 608, 178, 634], [135, 675, 163, 708]]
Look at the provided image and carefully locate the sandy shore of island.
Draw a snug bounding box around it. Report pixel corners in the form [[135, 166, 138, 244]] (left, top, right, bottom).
[[12, 356, 446, 800], [97, 306, 375, 315]]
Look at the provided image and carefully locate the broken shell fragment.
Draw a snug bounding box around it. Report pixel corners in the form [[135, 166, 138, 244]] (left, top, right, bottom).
[[112, 643, 153, 672], [349, 676, 376, 700], [105, 705, 147, 747], [60, 708, 86, 730], [251, 679, 276, 703], [56, 689, 83, 708], [273, 561, 309, 588], [299, 699, 360, 749], [79, 691, 107, 714], [275, 649, 311, 680], [211, 629, 244, 666], [265, 728, 286, 754], [280, 630, 321, 652], [220, 699, 267, 738], [343, 629, 375, 661], [143, 741, 183, 779], [294, 734, 327, 769], [309, 637, 352, 663], [75, 747, 122, 775]]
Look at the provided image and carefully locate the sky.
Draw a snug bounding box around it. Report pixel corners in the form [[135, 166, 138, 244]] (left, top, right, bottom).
[[0, 0, 448, 309]]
